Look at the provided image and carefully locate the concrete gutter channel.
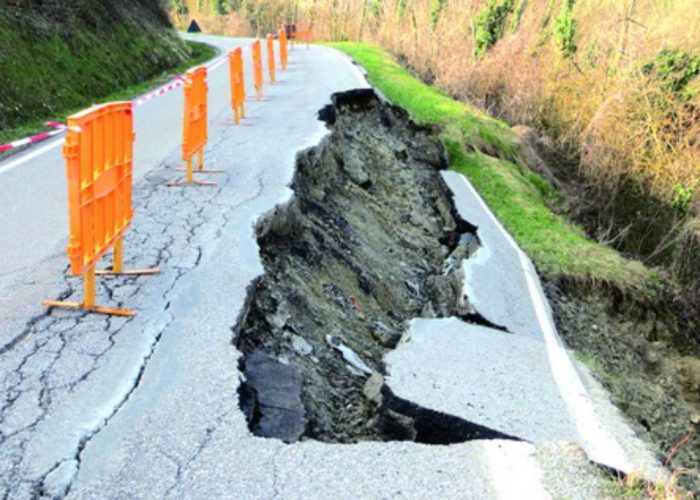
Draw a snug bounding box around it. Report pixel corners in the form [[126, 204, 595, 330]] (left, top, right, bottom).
[[0, 40, 664, 498]]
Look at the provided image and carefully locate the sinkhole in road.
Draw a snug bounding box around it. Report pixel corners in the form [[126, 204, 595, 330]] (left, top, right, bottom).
[[234, 89, 514, 445]]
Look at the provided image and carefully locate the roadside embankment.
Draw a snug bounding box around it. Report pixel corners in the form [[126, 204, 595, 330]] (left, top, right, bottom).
[[328, 42, 699, 493], [0, 1, 210, 144]]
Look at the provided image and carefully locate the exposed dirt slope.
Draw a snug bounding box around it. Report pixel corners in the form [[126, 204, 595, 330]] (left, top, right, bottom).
[[546, 282, 700, 492], [235, 89, 494, 443]]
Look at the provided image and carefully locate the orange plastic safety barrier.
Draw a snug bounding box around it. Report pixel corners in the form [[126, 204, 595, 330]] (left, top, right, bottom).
[[252, 39, 264, 99], [43, 102, 158, 316], [182, 66, 207, 174], [293, 23, 312, 47], [229, 47, 246, 124], [266, 33, 276, 84], [167, 66, 220, 186], [279, 26, 288, 71]]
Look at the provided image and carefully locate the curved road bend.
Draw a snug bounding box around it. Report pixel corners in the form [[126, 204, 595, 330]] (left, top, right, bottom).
[[0, 35, 248, 327], [0, 34, 660, 499]]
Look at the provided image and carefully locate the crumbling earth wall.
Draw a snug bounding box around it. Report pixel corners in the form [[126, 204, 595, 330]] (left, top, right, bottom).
[[235, 89, 493, 443]]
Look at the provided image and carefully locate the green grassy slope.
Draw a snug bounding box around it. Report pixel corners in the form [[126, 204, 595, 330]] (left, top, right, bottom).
[[328, 42, 655, 293], [0, 1, 211, 142]]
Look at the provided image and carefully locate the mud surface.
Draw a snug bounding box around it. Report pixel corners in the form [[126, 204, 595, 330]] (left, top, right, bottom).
[[235, 89, 488, 443], [546, 282, 700, 492]]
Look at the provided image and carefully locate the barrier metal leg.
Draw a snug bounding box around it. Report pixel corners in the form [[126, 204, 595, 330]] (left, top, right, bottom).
[[195, 148, 224, 174], [165, 153, 217, 186], [173, 149, 224, 175], [43, 263, 141, 317], [231, 104, 254, 127], [96, 238, 160, 277]]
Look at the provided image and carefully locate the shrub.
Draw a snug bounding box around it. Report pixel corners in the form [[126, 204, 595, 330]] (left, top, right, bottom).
[[554, 0, 577, 58], [474, 0, 515, 60], [429, 0, 447, 30], [643, 49, 700, 98]]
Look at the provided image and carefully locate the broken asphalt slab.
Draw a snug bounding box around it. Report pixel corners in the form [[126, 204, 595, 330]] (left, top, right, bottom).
[[385, 318, 580, 444], [439, 170, 664, 477]]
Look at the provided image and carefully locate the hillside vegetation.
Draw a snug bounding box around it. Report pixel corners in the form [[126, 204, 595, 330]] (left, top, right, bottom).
[[0, 0, 200, 140], [188, 0, 700, 297], [330, 41, 700, 493]]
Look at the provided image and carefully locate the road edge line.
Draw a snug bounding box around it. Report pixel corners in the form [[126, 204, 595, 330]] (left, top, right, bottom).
[[456, 173, 632, 472], [0, 138, 65, 176]]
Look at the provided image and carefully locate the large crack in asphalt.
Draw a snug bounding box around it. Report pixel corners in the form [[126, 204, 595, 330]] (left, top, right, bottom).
[[0, 87, 520, 496], [235, 89, 517, 444], [0, 147, 265, 497]]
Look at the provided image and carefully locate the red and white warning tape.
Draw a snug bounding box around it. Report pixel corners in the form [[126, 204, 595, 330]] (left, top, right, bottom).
[[46, 121, 81, 133], [1, 51, 233, 154], [132, 75, 186, 109], [132, 53, 228, 108], [0, 122, 82, 153], [208, 53, 229, 72], [0, 127, 64, 153]]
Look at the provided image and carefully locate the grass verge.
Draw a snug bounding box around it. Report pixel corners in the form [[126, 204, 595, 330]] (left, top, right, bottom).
[[0, 41, 216, 147], [327, 42, 655, 293]]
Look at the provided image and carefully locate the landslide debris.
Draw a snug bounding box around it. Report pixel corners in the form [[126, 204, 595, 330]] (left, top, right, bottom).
[[235, 89, 487, 443], [546, 282, 700, 493]]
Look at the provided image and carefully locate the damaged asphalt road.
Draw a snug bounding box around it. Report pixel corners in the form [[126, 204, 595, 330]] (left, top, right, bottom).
[[237, 89, 484, 444], [233, 88, 661, 475], [0, 40, 375, 498], [0, 35, 666, 499]]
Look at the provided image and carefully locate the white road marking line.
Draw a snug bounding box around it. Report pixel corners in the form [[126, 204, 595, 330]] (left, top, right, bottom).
[[457, 174, 631, 472], [0, 137, 65, 176], [483, 441, 551, 500]]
